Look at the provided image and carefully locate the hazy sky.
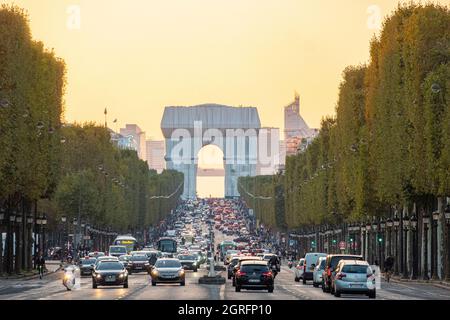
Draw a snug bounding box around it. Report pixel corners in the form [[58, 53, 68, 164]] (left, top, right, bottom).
[[2, 0, 449, 140]]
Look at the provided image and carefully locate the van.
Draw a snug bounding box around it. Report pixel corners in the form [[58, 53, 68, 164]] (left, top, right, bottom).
[[302, 252, 327, 284]]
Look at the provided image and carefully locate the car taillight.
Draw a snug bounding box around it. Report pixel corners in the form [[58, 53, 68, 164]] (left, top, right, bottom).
[[262, 271, 272, 277], [327, 268, 331, 277], [237, 271, 246, 277]]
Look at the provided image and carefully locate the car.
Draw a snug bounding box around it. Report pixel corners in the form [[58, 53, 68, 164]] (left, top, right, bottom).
[[294, 258, 305, 282], [94, 255, 119, 267], [227, 256, 241, 279], [331, 260, 376, 298], [313, 256, 327, 287], [79, 257, 97, 276], [92, 260, 128, 289], [150, 258, 185, 286], [178, 254, 199, 272], [302, 252, 327, 284], [232, 256, 262, 286], [234, 260, 274, 293], [108, 245, 128, 258], [88, 251, 105, 258], [118, 254, 132, 269], [322, 254, 364, 293], [224, 250, 240, 265]]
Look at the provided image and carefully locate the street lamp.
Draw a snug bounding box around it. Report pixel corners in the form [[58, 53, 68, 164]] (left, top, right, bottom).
[[431, 211, 440, 279], [423, 212, 430, 280], [445, 204, 450, 282], [410, 214, 418, 279]]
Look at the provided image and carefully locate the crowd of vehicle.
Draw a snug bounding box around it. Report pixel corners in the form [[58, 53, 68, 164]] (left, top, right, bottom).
[[59, 198, 378, 299]]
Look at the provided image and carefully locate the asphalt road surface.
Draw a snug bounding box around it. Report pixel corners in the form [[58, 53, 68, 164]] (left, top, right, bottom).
[[0, 228, 449, 300]]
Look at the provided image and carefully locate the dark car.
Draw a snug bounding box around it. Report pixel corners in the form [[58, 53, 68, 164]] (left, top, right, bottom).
[[227, 256, 240, 279], [178, 254, 198, 272], [92, 261, 128, 289], [118, 254, 132, 269], [232, 256, 262, 286], [128, 254, 150, 274], [234, 260, 274, 293], [322, 254, 364, 293], [79, 257, 97, 276], [150, 258, 185, 286]]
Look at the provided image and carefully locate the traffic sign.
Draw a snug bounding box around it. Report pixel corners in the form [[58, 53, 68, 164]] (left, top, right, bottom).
[[339, 241, 346, 250]]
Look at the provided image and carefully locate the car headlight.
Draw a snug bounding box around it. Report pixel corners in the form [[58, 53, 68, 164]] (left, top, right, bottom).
[[64, 274, 71, 280], [96, 273, 102, 279], [151, 270, 158, 276], [179, 269, 185, 276], [119, 273, 125, 278]]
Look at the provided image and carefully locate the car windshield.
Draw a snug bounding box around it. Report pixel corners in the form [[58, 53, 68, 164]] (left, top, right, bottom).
[[119, 256, 130, 261], [155, 260, 181, 268], [109, 246, 126, 253], [319, 259, 326, 269], [179, 255, 196, 260], [97, 262, 123, 270], [342, 265, 369, 273], [241, 265, 269, 273], [81, 259, 96, 265], [130, 255, 147, 261], [331, 256, 362, 268]]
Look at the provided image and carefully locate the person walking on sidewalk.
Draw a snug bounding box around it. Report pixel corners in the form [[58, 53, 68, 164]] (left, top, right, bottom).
[[35, 252, 46, 279]]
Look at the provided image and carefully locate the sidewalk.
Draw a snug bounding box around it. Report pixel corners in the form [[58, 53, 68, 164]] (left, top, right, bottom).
[[0, 260, 62, 280], [383, 274, 450, 291]]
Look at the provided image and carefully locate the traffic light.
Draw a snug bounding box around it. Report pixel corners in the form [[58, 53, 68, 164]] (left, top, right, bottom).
[[311, 241, 315, 247], [332, 239, 337, 244], [350, 238, 354, 242], [378, 237, 383, 243]]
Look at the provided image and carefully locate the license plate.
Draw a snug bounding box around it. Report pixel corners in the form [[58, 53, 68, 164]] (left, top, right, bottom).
[[249, 279, 260, 283], [136, 266, 142, 269], [349, 283, 362, 288], [106, 276, 116, 282]]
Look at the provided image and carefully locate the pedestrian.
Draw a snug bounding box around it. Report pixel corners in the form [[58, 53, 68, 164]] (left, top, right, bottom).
[[35, 252, 46, 279]]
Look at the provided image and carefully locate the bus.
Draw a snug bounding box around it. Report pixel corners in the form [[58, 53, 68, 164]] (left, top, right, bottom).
[[157, 237, 177, 257], [113, 235, 138, 253], [218, 240, 237, 261]]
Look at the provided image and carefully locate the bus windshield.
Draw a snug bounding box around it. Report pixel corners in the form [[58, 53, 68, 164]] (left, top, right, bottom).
[[113, 236, 137, 253], [158, 239, 177, 253]]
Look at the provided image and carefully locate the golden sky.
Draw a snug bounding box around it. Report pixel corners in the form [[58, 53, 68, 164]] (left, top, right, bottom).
[[2, 0, 449, 140]]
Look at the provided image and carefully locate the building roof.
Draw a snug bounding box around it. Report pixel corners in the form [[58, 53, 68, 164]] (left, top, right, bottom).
[[161, 104, 261, 137]]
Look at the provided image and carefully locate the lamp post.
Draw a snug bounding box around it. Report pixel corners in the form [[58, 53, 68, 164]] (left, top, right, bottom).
[[431, 211, 440, 280], [410, 215, 418, 280], [402, 217, 410, 279], [366, 221, 372, 263], [372, 221, 379, 265], [361, 223, 366, 259], [0, 208, 4, 274], [386, 218, 393, 257], [380, 219, 386, 270], [444, 204, 450, 282], [26, 214, 33, 272], [393, 216, 400, 275], [8, 210, 16, 273], [423, 212, 430, 280]]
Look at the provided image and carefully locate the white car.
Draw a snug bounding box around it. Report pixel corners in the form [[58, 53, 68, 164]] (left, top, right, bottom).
[[294, 258, 306, 282], [313, 256, 327, 287]]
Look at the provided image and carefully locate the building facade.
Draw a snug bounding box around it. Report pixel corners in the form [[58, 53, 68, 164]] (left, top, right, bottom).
[[146, 140, 165, 173], [119, 124, 147, 161]]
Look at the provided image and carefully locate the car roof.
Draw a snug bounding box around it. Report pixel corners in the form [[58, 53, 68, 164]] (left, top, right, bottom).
[[240, 260, 269, 266], [338, 260, 369, 266], [239, 256, 262, 261], [328, 254, 363, 259]]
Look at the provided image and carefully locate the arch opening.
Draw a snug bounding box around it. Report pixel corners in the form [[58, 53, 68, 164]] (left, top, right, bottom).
[[196, 144, 224, 198]]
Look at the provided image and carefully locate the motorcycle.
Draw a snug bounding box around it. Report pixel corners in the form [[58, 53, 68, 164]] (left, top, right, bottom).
[[63, 267, 76, 291], [288, 260, 293, 269], [271, 264, 278, 279]]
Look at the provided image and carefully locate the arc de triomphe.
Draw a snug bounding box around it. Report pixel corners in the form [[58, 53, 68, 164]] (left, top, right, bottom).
[[161, 104, 261, 199]]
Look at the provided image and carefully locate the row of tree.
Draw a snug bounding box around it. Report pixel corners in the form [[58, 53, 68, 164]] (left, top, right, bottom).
[[0, 5, 183, 273], [284, 3, 449, 228], [238, 174, 285, 229]]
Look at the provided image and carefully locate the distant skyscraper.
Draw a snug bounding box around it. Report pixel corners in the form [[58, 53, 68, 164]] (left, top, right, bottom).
[[283, 93, 318, 156], [119, 124, 147, 161], [146, 140, 165, 173]]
